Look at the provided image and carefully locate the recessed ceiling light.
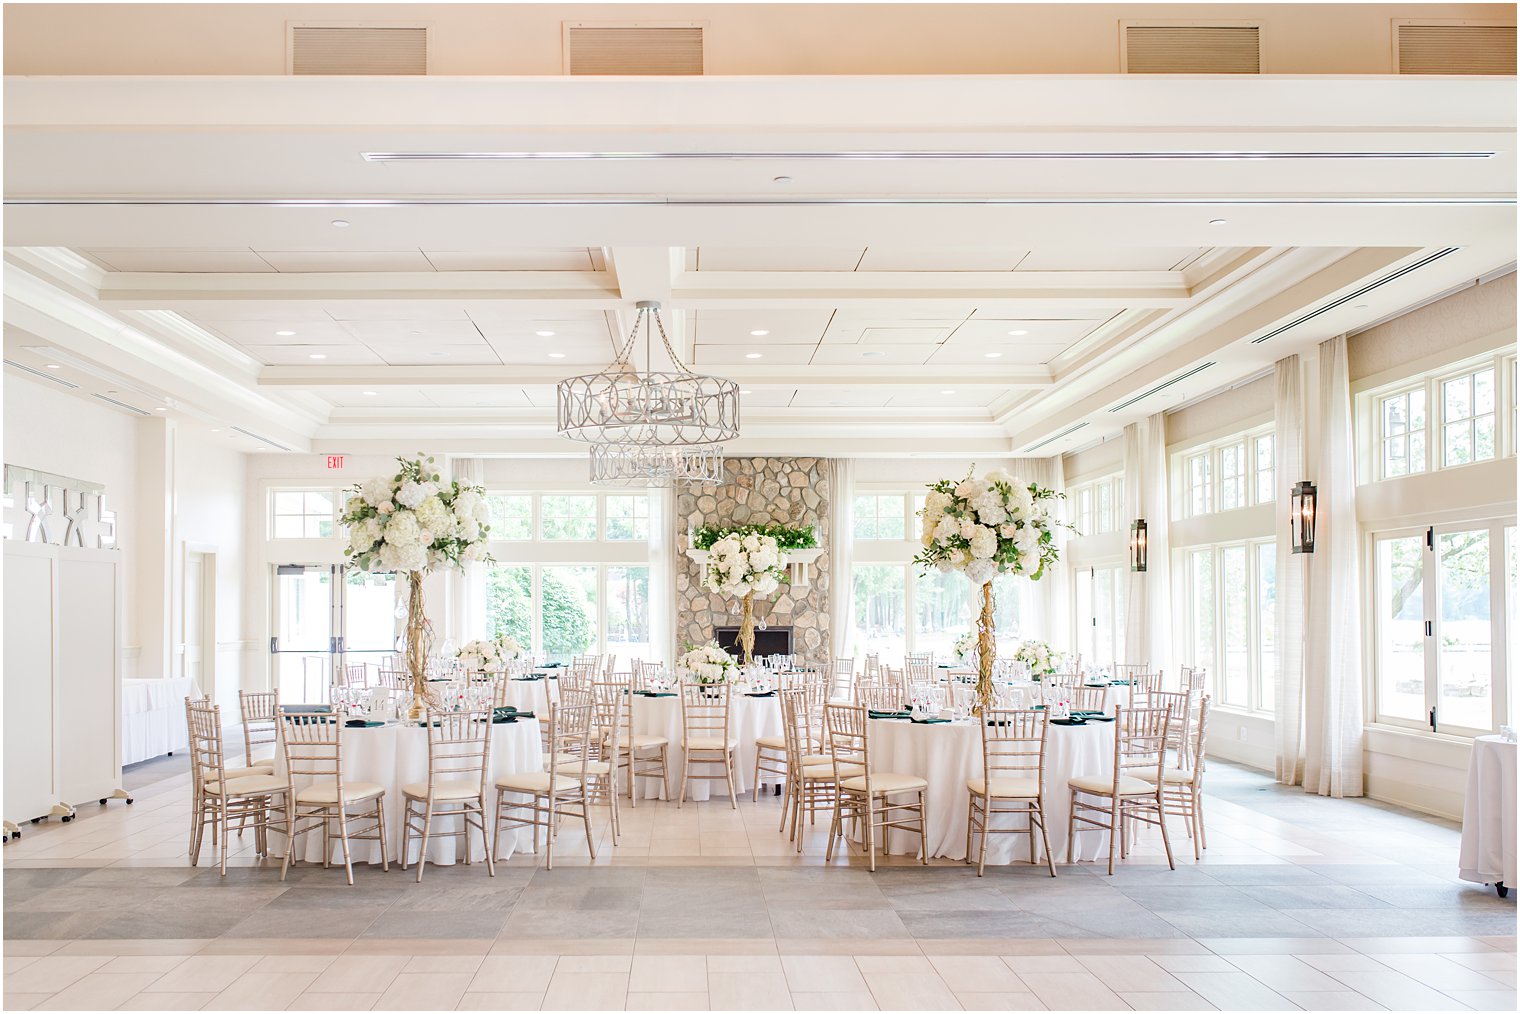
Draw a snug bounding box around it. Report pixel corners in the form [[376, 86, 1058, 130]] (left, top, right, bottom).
[[745, 352, 763, 359], [749, 330, 769, 337], [363, 390, 379, 396], [548, 352, 566, 359], [984, 352, 1003, 359], [308, 353, 327, 360], [210, 428, 220, 433], [331, 219, 350, 228], [740, 389, 752, 395], [941, 390, 956, 395], [535, 330, 557, 337], [428, 351, 446, 358], [829, 401, 845, 406], [44, 363, 61, 369], [1209, 218, 1228, 226], [154, 406, 167, 412], [861, 350, 886, 359], [275, 329, 296, 337], [1006, 329, 1029, 337]]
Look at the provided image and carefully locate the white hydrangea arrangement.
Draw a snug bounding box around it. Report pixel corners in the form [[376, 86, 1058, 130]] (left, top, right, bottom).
[[953, 630, 979, 667], [340, 455, 493, 574], [677, 641, 739, 685], [1013, 639, 1061, 676], [701, 531, 787, 597], [914, 467, 1064, 585], [457, 635, 523, 674]]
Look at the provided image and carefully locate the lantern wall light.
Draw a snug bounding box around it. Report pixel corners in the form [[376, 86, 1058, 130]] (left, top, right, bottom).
[[1291, 480, 1318, 553], [1129, 518, 1148, 572]]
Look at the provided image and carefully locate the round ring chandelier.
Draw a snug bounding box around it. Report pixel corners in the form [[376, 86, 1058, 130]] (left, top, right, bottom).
[[588, 442, 726, 487], [556, 301, 741, 447]]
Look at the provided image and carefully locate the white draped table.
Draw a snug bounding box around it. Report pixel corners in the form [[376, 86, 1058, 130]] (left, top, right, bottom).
[[868, 717, 1116, 864], [629, 692, 783, 801], [1459, 735, 1516, 894], [499, 676, 557, 714], [272, 718, 543, 866], [121, 675, 200, 765]]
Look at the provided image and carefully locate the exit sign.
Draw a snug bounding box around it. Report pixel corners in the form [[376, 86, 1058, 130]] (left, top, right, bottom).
[[325, 455, 346, 470]]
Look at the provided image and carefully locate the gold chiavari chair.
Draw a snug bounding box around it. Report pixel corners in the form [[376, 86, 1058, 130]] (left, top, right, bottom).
[[399, 709, 495, 882], [830, 657, 856, 701], [493, 697, 596, 870], [905, 655, 936, 688], [967, 708, 1056, 877], [1137, 695, 1212, 860], [278, 708, 388, 885], [1139, 689, 1194, 762], [614, 681, 670, 806], [678, 682, 739, 808], [1071, 685, 1106, 713], [1114, 663, 1154, 684], [862, 653, 880, 680], [824, 703, 929, 873], [587, 681, 625, 842], [778, 688, 852, 850], [1067, 704, 1176, 876], [342, 664, 370, 690], [857, 682, 908, 713], [378, 668, 406, 691], [238, 689, 279, 772], [187, 699, 286, 876]]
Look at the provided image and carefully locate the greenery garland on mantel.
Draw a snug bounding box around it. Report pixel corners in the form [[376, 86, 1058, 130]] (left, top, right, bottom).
[[691, 523, 818, 552]]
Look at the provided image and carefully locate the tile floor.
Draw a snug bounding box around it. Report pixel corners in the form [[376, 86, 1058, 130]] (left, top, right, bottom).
[[3, 759, 1514, 1010]]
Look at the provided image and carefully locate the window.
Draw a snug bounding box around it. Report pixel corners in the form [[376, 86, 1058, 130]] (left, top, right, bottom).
[[1179, 427, 1274, 518], [1068, 474, 1123, 535], [1075, 564, 1126, 669], [271, 489, 334, 539], [914, 568, 974, 661], [853, 494, 906, 540], [541, 564, 598, 660], [605, 565, 651, 659], [1074, 486, 1093, 534], [486, 494, 533, 540], [605, 495, 649, 541], [486, 565, 534, 649], [1182, 537, 1275, 712], [1367, 351, 1514, 481], [540, 494, 596, 540], [852, 565, 906, 661]]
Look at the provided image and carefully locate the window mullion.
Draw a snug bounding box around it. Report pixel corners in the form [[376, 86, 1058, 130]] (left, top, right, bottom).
[[1423, 527, 1439, 730]]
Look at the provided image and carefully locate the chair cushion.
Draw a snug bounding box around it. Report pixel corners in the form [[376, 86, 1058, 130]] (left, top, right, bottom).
[[496, 770, 581, 794], [206, 773, 286, 796], [755, 735, 787, 750], [801, 762, 864, 780], [550, 752, 583, 766], [401, 778, 483, 802], [684, 736, 733, 751], [1135, 767, 1196, 785], [1068, 774, 1157, 796], [623, 735, 668, 750], [840, 772, 928, 794], [799, 753, 833, 767], [583, 760, 611, 775], [295, 780, 385, 805], [968, 776, 1041, 799]]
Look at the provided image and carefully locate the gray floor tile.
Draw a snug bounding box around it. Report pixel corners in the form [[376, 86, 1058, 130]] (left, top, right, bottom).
[[768, 908, 910, 939], [362, 910, 507, 939], [221, 908, 386, 939]]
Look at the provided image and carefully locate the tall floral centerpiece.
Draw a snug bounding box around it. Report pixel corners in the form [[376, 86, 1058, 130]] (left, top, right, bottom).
[[678, 641, 739, 687], [701, 531, 787, 665], [1012, 639, 1062, 678], [458, 635, 523, 676], [340, 455, 492, 718], [914, 468, 1065, 714]]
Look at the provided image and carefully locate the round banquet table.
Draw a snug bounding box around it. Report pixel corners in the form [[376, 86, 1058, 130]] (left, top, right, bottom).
[[1459, 735, 1517, 892], [867, 716, 1115, 864], [271, 719, 543, 866], [499, 676, 558, 714], [629, 692, 783, 801]]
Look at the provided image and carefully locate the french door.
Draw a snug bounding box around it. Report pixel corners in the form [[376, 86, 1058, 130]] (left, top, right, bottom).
[[1074, 562, 1126, 670], [1371, 519, 1512, 735], [271, 565, 401, 704]]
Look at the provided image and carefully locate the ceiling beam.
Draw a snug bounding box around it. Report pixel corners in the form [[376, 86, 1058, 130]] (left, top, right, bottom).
[[256, 363, 1053, 387]]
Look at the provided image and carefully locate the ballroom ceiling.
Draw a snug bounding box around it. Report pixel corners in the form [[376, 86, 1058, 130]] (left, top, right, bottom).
[[3, 74, 1515, 456]]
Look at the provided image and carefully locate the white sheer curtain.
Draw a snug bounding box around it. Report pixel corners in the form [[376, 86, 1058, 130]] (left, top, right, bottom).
[[649, 486, 677, 666], [828, 458, 855, 660], [1008, 456, 1067, 650], [1273, 355, 1308, 785], [1303, 336, 1365, 797], [1142, 412, 1173, 681], [1121, 421, 1149, 666], [450, 457, 487, 644]]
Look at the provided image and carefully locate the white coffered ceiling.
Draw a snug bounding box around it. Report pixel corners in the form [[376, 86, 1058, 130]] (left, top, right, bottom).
[[3, 74, 1515, 458]]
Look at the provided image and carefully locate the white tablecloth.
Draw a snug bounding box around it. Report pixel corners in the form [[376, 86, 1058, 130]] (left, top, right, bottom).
[[500, 677, 558, 714], [121, 676, 200, 765], [867, 717, 1115, 863], [1459, 735, 1517, 889], [272, 719, 543, 866], [630, 692, 782, 800]]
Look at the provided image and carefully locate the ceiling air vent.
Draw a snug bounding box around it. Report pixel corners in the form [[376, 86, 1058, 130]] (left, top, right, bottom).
[[1122, 24, 1261, 74], [565, 24, 704, 75], [289, 25, 428, 76], [1109, 363, 1216, 414], [5, 359, 80, 390], [232, 426, 292, 452], [91, 394, 150, 417], [1250, 247, 1459, 345], [1395, 23, 1517, 75], [1023, 422, 1090, 454]]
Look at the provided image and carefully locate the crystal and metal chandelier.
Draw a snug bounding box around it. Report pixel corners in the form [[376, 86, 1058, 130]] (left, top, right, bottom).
[[587, 442, 725, 487], [556, 300, 740, 448]]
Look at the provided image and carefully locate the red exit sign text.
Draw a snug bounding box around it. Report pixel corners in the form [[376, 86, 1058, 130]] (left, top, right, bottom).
[[325, 455, 346, 470]]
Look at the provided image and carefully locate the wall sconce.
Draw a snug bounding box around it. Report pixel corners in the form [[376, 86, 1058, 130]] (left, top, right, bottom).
[[1129, 518, 1148, 572], [1291, 480, 1318, 554]]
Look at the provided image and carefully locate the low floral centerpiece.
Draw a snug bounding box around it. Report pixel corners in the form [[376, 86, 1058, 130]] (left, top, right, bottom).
[[457, 635, 523, 675], [1013, 638, 1062, 678], [914, 467, 1066, 713], [953, 630, 979, 667], [341, 455, 492, 717], [700, 529, 789, 665], [678, 641, 739, 687]]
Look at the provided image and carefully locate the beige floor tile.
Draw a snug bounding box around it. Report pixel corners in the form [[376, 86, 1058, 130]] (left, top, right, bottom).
[[3, 957, 41, 975], [1170, 971, 1299, 1010], [1297, 954, 1386, 972], [854, 955, 934, 977], [35, 971, 161, 1010], [1120, 991, 1218, 1010], [1226, 954, 1346, 992], [955, 991, 1045, 1010], [1002, 955, 1084, 974], [709, 971, 796, 1010], [918, 938, 1064, 956], [247, 955, 338, 974], [639, 939, 778, 956], [1018, 969, 1132, 1010], [540, 971, 629, 1011], [373, 972, 474, 1011], [1370, 953, 1516, 992], [117, 991, 216, 1010], [492, 939, 635, 956], [141, 955, 263, 994], [1202, 937, 1353, 955], [456, 992, 544, 1011], [2, 993, 52, 1011], [199, 938, 351, 955], [626, 991, 710, 1010], [558, 955, 633, 975], [343, 939, 491, 956], [1277, 990, 1388, 1010], [1345, 936, 1494, 954], [790, 990, 879, 1010], [1060, 938, 1211, 956], [1076, 955, 1190, 992], [290, 992, 382, 1010], [781, 955, 869, 993], [399, 955, 486, 976], [708, 954, 783, 975], [3, 943, 64, 959], [1150, 955, 1235, 973], [306, 956, 405, 994], [629, 955, 707, 992], [1441, 990, 1520, 1011], [55, 938, 209, 956], [864, 973, 961, 1011], [776, 939, 919, 956], [96, 954, 192, 975], [468, 956, 558, 993], [1324, 969, 1482, 1011], [3, 955, 113, 993], [1446, 951, 1519, 971], [202, 971, 319, 1010], [928, 955, 1026, 992]]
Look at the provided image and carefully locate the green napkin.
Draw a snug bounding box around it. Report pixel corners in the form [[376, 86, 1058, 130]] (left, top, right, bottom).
[[868, 709, 911, 720], [910, 715, 951, 724], [638, 691, 676, 698], [344, 719, 384, 728]]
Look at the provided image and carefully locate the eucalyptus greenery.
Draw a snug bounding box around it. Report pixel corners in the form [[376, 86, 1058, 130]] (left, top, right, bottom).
[[692, 523, 817, 551]]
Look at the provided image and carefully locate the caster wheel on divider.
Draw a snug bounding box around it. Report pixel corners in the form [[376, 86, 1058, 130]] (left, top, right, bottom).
[[30, 818, 41, 824], [1497, 882, 1509, 898], [100, 798, 108, 805], [126, 798, 134, 805], [60, 814, 72, 823]]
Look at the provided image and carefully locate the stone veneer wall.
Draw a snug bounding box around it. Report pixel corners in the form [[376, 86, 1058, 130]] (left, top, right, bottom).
[[675, 457, 831, 658]]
